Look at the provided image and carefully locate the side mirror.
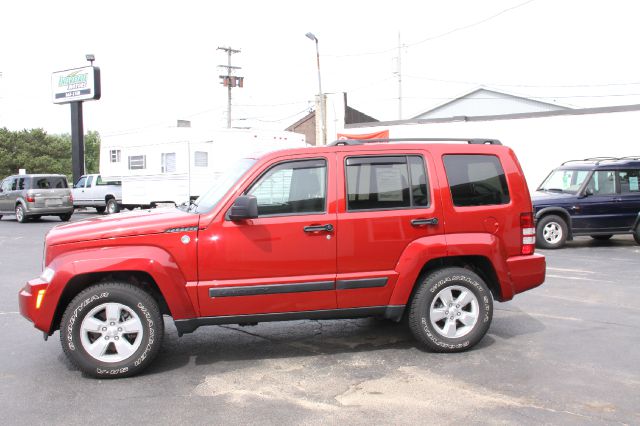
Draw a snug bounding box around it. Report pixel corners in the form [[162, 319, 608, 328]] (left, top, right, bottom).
[[579, 187, 594, 199], [229, 195, 258, 221]]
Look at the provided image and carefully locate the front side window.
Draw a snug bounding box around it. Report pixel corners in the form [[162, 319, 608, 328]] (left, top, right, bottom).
[[75, 176, 87, 188], [585, 170, 616, 195], [248, 159, 326, 216], [618, 169, 640, 194], [161, 152, 177, 173], [86, 176, 94, 187], [444, 155, 510, 207], [539, 169, 590, 194], [128, 155, 146, 170], [346, 155, 429, 211], [10, 178, 17, 191]]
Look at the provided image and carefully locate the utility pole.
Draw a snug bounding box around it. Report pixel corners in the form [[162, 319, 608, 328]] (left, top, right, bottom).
[[217, 47, 243, 128], [394, 32, 403, 120]]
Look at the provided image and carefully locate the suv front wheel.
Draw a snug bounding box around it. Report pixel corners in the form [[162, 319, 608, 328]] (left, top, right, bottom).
[[408, 267, 493, 352], [60, 282, 164, 378], [536, 215, 568, 249]]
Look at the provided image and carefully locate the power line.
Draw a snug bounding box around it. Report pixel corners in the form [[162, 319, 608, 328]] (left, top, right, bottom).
[[325, 0, 537, 58], [403, 74, 640, 88]]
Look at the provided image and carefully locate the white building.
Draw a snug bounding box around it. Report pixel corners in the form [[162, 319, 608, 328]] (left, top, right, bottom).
[[339, 104, 640, 191]]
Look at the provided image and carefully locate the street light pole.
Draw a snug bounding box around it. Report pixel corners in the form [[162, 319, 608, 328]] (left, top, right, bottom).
[[306, 32, 326, 146]]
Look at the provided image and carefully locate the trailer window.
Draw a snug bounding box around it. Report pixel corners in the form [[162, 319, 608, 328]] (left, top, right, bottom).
[[161, 152, 176, 173], [194, 151, 208, 167], [128, 155, 146, 170]]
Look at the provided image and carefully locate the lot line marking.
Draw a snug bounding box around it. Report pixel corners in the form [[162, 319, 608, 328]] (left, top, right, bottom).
[[546, 274, 615, 283], [546, 267, 594, 274], [0, 311, 20, 315]]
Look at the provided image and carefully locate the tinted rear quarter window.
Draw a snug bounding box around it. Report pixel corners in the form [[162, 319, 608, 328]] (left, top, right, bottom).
[[444, 155, 510, 207]]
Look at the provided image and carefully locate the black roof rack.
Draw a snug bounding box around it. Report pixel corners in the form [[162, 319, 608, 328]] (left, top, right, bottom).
[[561, 156, 640, 166], [329, 138, 502, 146]]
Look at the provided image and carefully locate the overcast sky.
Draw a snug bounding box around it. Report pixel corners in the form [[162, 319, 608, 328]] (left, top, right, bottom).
[[1, 0, 640, 137]]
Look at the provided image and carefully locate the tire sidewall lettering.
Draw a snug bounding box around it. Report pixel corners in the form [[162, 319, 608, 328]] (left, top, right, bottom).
[[66, 292, 110, 351], [419, 272, 491, 349]]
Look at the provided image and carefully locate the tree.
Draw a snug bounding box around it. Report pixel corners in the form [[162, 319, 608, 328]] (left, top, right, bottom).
[[0, 128, 101, 180]]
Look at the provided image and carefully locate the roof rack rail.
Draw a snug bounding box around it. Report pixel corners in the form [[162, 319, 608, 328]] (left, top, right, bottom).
[[329, 138, 502, 146], [561, 157, 618, 166], [620, 156, 640, 160]]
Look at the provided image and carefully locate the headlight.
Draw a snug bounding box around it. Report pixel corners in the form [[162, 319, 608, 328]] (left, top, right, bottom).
[[40, 267, 55, 283]]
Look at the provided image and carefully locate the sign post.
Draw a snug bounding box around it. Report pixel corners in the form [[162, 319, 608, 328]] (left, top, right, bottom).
[[51, 63, 101, 185]]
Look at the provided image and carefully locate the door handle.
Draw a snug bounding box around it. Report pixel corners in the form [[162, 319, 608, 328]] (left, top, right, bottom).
[[411, 218, 439, 227], [304, 224, 334, 233]]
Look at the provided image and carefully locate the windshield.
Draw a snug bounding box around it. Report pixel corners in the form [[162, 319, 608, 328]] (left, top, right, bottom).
[[191, 158, 256, 213], [539, 169, 590, 194]]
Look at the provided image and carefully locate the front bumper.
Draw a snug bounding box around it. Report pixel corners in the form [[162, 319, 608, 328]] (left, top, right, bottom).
[[19, 278, 50, 332], [507, 253, 546, 295]]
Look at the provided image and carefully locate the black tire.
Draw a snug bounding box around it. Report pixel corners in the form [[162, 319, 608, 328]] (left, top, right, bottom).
[[536, 215, 568, 249], [59, 213, 72, 222], [408, 267, 493, 353], [590, 234, 613, 241], [634, 223, 640, 245], [95, 206, 106, 214], [106, 198, 120, 214], [15, 204, 27, 223], [60, 282, 164, 379]]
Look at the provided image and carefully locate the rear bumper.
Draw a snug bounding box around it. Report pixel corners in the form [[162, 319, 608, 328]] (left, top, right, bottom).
[[18, 278, 50, 332], [507, 253, 546, 295], [25, 205, 73, 215]]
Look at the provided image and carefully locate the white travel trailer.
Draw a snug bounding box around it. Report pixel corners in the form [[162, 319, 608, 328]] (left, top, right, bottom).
[[100, 127, 307, 207]]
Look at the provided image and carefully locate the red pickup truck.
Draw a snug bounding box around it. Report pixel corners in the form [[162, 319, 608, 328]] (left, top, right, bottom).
[[19, 138, 545, 378]]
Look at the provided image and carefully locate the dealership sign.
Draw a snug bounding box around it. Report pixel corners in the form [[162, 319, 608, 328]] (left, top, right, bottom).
[[51, 66, 101, 104]]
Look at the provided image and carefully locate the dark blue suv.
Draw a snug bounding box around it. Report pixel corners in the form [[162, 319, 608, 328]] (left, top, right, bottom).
[[532, 157, 640, 249]]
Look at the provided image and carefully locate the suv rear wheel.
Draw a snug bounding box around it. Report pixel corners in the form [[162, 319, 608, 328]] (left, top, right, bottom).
[[408, 267, 493, 352], [536, 215, 568, 249], [60, 283, 164, 378], [634, 223, 640, 245], [15, 204, 27, 223]]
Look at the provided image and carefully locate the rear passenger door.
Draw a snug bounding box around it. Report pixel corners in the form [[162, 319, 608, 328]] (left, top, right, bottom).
[[335, 151, 444, 309], [616, 169, 640, 230]]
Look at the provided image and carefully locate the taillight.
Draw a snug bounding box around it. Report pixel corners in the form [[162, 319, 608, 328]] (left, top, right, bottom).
[[521, 212, 535, 255], [69, 193, 73, 203], [26, 195, 35, 203]]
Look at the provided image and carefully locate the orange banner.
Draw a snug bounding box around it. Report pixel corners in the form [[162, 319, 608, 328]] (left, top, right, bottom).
[[336, 130, 389, 140]]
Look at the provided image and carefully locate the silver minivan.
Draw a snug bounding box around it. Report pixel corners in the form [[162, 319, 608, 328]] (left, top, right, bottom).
[[0, 174, 74, 223]]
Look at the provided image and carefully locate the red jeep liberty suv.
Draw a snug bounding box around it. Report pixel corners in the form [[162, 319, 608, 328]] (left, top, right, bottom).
[[19, 138, 545, 378]]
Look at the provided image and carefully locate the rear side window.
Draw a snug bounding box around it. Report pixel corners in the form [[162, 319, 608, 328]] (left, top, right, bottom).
[[618, 170, 640, 194], [444, 155, 510, 207], [346, 155, 429, 211], [31, 176, 68, 189]]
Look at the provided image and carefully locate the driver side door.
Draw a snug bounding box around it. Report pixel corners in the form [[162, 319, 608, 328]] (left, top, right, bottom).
[[197, 154, 337, 317]]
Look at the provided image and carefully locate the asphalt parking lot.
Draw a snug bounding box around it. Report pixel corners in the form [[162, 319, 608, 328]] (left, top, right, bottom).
[[0, 211, 638, 425]]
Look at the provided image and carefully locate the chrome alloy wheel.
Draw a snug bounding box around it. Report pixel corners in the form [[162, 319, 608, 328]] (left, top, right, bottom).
[[79, 303, 143, 363], [15, 205, 24, 222], [543, 221, 563, 244], [429, 285, 479, 338]]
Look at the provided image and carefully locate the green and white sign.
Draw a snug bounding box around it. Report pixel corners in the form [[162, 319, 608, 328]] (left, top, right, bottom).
[[51, 66, 101, 104]]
